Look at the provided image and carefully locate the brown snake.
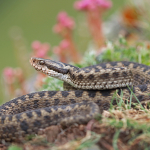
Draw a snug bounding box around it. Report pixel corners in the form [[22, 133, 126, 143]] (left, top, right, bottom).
[[0, 57, 150, 142]]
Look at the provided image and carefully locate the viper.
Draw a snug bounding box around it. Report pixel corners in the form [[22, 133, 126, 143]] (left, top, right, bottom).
[[0, 57, 150, 142]]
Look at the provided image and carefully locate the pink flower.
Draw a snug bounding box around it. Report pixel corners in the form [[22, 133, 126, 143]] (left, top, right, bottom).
[[31, 41, 41, 50], [3, 67, 15, 84], [31, 41, 50, 58], [74, 0, 96, 11], [57, 12, 75, 29], [60, 40, 70, 49], [96, 0, 112, 9], [53, 12, 75, 35], [74, 0, 112, 11]]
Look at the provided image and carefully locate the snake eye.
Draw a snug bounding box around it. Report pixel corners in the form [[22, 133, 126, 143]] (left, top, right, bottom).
[[39, 60, 45, 65]]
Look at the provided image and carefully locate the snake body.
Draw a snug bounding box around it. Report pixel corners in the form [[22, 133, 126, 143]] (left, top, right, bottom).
[[1, 57, 150, 142]]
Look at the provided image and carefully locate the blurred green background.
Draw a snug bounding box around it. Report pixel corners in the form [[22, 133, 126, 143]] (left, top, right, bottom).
[[0, 0, 125, 100]]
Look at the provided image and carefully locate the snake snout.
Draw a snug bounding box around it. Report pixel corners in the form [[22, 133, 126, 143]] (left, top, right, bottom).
[[30, 57, 37, 66]]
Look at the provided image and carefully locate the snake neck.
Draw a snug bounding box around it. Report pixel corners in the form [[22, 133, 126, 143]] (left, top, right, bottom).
[[30, 57, 80, 85], [30, 57, 133, 90]]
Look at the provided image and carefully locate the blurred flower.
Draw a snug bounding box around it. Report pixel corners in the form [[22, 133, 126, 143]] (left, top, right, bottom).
[[53, 40, 70, 63], [3, 67, 27, 99], [34, 73, 47, 90], [74, 0, 112, 11], [53, 39, 81, 63], [74, 0, 112, 49], [31, 41, 50, 58], [53, 11, 75, 37], [122, 6, 141, 27], [3, 67, 15, 84], [31, 40, 41, 50], [74, 0, 95, 11], [53, 12, 81, 63], [96, 0, 112, 9], [57, 12, 75, 29]]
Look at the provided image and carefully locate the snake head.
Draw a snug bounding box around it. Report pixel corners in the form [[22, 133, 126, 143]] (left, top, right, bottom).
[[30, 57, 75, 83]]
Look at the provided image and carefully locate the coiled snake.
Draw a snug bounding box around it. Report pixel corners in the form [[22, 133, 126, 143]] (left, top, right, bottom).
[[0, 57, 150, 142]]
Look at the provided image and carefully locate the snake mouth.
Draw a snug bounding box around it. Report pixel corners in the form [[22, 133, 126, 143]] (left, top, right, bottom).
[[30, 57, 59, 77], [30, 57, 71, 82]]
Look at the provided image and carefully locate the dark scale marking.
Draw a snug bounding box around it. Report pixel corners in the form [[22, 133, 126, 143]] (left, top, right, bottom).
[[72, 74, 76, 80], [45, 108, 52, 113], [7, 102, 14, 107], [140, 78, 145, 83], [100, 90, 111, 96], [44, 115, 50, 121], [7, 125, 16, 134], [62, 101, 68, 105], [59, 112, 65, 118], [1, 116, 5, 124], [14, 100, 18, 105], [100, 63, 106, 69], [44, 115, 53, 124], [148, 72, 150, 75], [2, 127, 8, 133], [75, 90, 83, 97], [94, 67, 100, 72], [143, 67, 149, 72], [35, 110, 42, 117], [20, 105, 25, 111], [26, 104, 31, 110], [122, 71, 127, 76], [38, 91, 45, 97], [96, 100, 101, 106], [33, 100, 39, 108], [88, 74, 94, 80], [20, 95, 26, 101], [26, 112, 33, 118], [112, 68, 116, 70], [16, 113, 22, 122], [54, 99, 60, 105], [102, 102, 110, 110], [70, 99, 76, 103], [146, 80, 150, 84], [134, 74, 140, 79], [45, 100, 50, 107], [48, 91, 57, 97], [84, 69, 90, 73], [78, 74, 84, 80], [100, 73, 109, 79], [61, 105, 67, 109], [46, 64, 69, 74], [138, 84, 147, 92], [61, 91, 69, 97], [76, 69, 81, 73], [54, 114, 59, 120], [34, 120, 41, 127], [120, 67, 125, 70], [87, 91, 96, 98], [28, 93, 35, 99], [113, 72, 119, 78], [73, 67, 78, 72], [122, 61, 130, 67], [8, 115, 12, 121], [133, 63, 139, 68], [20, 121, 29, 134], [110, 62, 118, 66]]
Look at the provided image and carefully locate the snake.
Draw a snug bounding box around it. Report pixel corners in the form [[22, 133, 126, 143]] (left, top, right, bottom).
[[0, 57, 150, 142]]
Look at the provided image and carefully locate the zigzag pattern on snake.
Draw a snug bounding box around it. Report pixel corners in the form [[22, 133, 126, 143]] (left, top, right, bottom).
[[0, 57, 150, 142]]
